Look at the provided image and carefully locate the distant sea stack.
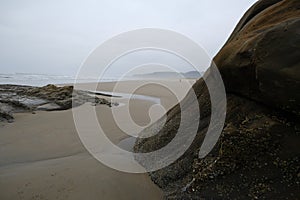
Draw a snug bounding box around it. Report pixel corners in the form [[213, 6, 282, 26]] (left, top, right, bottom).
[[134, 0, 300, 199]]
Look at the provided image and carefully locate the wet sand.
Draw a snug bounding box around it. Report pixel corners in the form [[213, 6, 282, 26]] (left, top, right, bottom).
[[0, 80, 195, 200]]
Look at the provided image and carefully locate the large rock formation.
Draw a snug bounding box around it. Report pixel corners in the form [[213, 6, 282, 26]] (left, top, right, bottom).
[[215, 0, 300, 115], [134, 0, 300, 199]]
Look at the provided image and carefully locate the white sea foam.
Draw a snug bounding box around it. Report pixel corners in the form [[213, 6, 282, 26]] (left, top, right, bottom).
[[0, 73, 118, 86]]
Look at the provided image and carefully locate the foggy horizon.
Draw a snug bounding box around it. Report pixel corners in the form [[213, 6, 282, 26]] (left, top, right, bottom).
[[0, 0, 258, 76]]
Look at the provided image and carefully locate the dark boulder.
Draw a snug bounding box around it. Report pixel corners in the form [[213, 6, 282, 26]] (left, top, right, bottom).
[[134, 0, 300, 199], [215, 0, 300, 115]]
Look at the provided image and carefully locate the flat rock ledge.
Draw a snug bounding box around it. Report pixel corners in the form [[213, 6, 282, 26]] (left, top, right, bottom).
[[0, 84, 118, 123]]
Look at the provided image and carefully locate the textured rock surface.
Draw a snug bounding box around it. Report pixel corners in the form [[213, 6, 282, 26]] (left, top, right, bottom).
[[215, 0, 300, 115], [134, 0, 300, 199], [0, 84, 115, 122]]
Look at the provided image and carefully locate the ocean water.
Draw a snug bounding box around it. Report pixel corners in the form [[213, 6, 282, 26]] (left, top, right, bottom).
[[0, 73, 118, 87]]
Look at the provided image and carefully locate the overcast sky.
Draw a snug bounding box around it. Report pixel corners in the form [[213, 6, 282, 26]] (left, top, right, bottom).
[[0, 0, 257, 76]]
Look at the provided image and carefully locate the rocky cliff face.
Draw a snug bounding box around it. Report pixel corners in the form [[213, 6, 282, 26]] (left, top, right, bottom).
[[134, 0, 300, 199]]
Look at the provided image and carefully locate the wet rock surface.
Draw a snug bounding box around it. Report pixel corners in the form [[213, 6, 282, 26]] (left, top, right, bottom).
[[0, 84, 117, 122], [134, 0, 300, 199]]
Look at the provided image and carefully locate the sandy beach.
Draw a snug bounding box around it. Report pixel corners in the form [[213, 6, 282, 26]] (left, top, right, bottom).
[[0, 79, 194, 200]]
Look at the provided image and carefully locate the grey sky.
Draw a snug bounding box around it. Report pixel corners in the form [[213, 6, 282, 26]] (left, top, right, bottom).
[[0, 0, 257, 76]]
